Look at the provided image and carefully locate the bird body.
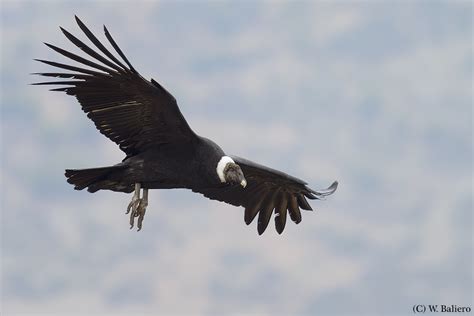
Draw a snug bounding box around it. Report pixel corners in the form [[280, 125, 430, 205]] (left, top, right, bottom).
[[34, 16, 338, 234], [74, 136, 227, 193]]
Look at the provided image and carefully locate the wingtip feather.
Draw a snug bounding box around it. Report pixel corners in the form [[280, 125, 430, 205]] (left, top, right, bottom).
[[309, 180, 339, 198]]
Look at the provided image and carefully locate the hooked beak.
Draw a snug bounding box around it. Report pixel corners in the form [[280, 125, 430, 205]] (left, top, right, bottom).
[[240, 179, 247, 188]]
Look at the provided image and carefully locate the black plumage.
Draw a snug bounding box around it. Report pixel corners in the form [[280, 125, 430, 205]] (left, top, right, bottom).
[[194, 156, 338, 235], [33, 16, 338, 234]]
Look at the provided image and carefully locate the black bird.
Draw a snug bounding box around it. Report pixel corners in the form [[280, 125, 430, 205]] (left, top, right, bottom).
[[33, 16, 338, 234]]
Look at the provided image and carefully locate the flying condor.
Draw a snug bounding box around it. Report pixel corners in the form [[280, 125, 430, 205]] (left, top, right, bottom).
[[33, 16, 338, 235]]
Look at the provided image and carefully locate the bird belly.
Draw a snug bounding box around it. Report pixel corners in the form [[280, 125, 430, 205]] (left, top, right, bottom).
[[120, 153, 197, 190]]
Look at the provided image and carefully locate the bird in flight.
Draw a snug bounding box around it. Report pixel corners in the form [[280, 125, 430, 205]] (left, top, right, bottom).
[[33, 16, 338, 235]]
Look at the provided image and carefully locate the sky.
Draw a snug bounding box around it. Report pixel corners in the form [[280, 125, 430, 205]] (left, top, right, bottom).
[[1, 1, 472, 315]]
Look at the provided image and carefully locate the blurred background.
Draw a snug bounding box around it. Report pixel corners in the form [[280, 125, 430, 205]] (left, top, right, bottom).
[[1, 1, 472, 315]]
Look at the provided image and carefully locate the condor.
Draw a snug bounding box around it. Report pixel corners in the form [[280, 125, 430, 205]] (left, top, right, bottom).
[[33, 16, 338, 235]]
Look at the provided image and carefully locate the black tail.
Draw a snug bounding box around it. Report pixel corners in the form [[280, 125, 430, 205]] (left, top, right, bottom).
[[65, 165, 127, 192]]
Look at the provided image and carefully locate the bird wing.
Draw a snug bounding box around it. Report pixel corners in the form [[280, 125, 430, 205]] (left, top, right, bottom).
[[33, 16, 197, 156], [193, 155, 338, 235]]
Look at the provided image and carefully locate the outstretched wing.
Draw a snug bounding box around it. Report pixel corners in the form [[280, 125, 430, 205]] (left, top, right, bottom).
[[194, 156, 338, 235], [33, 16, 197, 156]]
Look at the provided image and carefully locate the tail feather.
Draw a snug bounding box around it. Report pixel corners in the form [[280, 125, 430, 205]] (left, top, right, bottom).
[[65, 165, 127, 191]]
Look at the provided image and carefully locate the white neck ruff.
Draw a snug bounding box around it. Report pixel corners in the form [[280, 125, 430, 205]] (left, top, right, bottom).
[[216, 156, 235, 183]]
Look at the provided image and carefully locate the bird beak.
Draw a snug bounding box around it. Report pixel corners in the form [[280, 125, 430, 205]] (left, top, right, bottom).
[[240, 179, 247, 188]]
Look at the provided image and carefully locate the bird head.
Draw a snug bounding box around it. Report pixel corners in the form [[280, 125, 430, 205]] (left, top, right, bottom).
[[217, 156, 247, 188], [224, 163, 247, 188]]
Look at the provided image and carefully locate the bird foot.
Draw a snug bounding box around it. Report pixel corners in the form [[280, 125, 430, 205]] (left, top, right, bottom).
[[127, 198, 148, 231], [126, 184, 149, 231]]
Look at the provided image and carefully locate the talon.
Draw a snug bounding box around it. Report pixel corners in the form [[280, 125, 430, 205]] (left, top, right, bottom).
[[126, 198, 139, 214], [136, 199, 148, 231], [128, 198, 140, 228], [130, 206, 136, 228]]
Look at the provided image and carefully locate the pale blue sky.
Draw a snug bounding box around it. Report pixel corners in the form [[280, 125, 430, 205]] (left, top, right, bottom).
[[1, 1, 472, 315]]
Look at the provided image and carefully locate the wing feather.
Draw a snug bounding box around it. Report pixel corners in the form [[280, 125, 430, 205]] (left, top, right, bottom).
[[103, 24, 136, 72], [193, 156, 338, 234], [74, 16, 131, 71], [43, 42, 115, 74], [59, 26, 127, 74], [297, 193, 313, 211], [33, 16, 197, 156], [34, 58, 110, 76], [288, 195, 302, 224], [274, 192, 288, 234], [257, 190, 278, 235], [244, 185, 267, 225]]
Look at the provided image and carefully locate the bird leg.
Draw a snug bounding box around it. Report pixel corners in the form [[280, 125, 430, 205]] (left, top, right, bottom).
[[136, 188, 148, 231], [125, 183, 149, 231], [126, 183, 141, 215]]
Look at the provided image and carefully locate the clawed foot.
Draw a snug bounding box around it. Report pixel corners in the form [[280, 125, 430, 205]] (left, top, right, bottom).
[[127, 198, 148, 231], [126, 183, 149, 231]]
